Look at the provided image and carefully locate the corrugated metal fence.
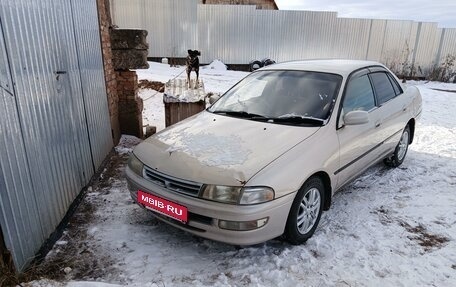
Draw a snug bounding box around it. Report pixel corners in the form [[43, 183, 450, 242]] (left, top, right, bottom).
[[111, 0, 456, 76], [111, 0, 198, 59], [0, 0, 112, 271]]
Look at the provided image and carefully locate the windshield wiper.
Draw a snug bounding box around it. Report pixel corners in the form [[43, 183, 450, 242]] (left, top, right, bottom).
[[211, 111, 324, 125], [248, 116, 325, 126], [212, 110, 267, 119], [273, 116, 325, 125]]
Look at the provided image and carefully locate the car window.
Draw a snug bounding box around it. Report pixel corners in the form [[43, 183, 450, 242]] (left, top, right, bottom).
[[387, 72, 403, 96], [209, 70, 342, 121], [370, 72, 397, 105], [222, 77, 267, 107], [342, 74, 375, 113]]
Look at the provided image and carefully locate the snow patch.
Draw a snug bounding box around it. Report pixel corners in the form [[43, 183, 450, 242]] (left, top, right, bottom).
[[203, 59, 227, 71], [159, 131, 251, 167], [137, 62, 248, 132], [115, 135, 142, 155]]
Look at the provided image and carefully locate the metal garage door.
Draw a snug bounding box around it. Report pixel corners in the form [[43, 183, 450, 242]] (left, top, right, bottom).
[[0, 0, 112, 271]]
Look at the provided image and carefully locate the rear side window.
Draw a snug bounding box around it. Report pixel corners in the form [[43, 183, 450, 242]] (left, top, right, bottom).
[[370, 72, 396, 105], [387, 73, 403, 96], [342, 75, 375, 113]]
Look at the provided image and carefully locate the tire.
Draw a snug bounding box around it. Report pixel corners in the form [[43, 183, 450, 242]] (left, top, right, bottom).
[[249, 60, 262, 71], [384, 125, 410, 167], [261, 58, 275, 67], [284, 177, 325, 245]]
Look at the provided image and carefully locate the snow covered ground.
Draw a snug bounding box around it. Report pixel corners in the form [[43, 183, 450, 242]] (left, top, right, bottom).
[[25, 63, 456, 287], [137, 62, 249, 132]]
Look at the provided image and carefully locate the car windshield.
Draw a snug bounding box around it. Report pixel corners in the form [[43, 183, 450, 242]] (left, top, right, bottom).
[[208, 70, 342, 125]]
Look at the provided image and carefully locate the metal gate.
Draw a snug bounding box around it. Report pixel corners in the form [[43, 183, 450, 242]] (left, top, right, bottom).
[[0, 0, 113, 271]]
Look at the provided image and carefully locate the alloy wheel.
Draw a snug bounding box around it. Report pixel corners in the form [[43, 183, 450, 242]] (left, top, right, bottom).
[[297, 187, 321, 234], [397, 130, 409, 161]]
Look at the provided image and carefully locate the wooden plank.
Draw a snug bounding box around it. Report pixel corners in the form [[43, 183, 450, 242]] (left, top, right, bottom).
[[164, 101, 205, 127]]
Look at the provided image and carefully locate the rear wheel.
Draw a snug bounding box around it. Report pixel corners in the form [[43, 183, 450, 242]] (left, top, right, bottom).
[[384, 125, 410, 167], [285, 177, 324, 245]]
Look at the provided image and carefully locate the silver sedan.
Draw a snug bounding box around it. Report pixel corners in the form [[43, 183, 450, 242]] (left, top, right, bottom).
[[126, 59, 422, 245]]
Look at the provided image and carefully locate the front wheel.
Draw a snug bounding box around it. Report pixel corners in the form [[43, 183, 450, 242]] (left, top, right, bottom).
[[384, 125, 410, 167], [284, 177, 324, 245]]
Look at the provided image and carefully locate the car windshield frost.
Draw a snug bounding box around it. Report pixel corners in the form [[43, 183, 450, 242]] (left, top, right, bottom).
[[208, 70, 342, 125]]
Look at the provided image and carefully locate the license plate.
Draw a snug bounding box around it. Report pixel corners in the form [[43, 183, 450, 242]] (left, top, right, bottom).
[[137, 190, 188, 223]]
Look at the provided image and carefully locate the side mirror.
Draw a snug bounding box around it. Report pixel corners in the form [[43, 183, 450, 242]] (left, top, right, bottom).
[[344, 110, 369, 125], [208, 94, 220, 104]]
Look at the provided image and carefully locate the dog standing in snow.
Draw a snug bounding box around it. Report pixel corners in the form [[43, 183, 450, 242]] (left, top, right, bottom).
[[186, 49, 201, 89]]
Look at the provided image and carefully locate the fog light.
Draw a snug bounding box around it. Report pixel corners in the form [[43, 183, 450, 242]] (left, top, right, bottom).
[[218, 218, 268, 231]]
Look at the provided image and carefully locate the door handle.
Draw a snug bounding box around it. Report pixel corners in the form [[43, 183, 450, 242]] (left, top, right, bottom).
[[0, 84, 14, 97], [55, 71, 67, 81], [375, 122, 381, 128]]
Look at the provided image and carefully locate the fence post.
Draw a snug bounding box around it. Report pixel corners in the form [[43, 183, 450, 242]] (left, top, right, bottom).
[[435, 28, 446, 65], [365, 19, 373, 60], [411, 22, 422, 75]]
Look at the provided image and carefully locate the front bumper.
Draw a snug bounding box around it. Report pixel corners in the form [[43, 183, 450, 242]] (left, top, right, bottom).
[[125, 167, 294, 245]]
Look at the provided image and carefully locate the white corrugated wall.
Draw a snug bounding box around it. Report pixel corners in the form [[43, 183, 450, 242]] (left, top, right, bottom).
[[112, 0, 198, 58], [438, 28, 456, 64], [111, 0, 455, 74]]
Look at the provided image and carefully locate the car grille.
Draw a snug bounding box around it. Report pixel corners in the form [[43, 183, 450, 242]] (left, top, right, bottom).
[[143, 166, 202, 197]]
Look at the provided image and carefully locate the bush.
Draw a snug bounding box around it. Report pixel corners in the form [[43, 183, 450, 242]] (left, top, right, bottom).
[[384, 41, 418, 82], [427, 54, 456, 83]]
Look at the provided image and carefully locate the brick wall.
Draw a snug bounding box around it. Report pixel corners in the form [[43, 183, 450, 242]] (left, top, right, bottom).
[[116, 71, 143, 138], [97, 0, 121, 145]]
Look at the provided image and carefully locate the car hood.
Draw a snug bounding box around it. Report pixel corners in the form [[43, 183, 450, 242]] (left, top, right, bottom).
[[133, 111, 320, 186]]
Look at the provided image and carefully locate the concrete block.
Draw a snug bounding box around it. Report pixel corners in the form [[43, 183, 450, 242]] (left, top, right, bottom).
[[112, 50, 149, 70], [111, 29, 149, 50]]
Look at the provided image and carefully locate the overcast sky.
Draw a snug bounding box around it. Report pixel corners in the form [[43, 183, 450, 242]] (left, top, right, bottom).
[[275, 0, 456, 28]]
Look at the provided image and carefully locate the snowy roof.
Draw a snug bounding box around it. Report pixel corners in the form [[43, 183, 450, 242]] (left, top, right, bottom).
[[163, 78, 206, 103]]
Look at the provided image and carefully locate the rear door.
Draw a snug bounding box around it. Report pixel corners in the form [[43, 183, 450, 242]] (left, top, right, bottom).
[[368, 70, 409, 155]]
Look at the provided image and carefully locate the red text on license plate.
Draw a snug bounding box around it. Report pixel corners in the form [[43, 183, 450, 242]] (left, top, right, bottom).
[[137, 190, 188, 223]]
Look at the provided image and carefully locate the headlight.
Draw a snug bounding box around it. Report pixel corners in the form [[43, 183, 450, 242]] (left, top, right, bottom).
[[201, 185, 241, 204], [200, 185, 274, 205], [128, 153, 144, 176], [240, 187, 274, 205]]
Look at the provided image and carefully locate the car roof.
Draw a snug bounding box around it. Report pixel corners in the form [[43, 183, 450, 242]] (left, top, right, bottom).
[[260, 59, 385, 77]]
